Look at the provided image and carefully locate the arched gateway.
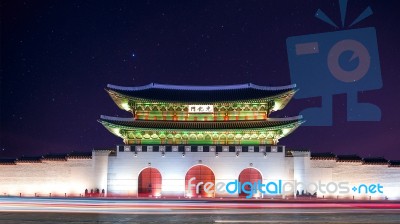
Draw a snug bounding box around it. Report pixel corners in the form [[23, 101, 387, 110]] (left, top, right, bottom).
[[185, 165, 215, 198], [138, 168, 162, 197], [238, 168, 262, 198]]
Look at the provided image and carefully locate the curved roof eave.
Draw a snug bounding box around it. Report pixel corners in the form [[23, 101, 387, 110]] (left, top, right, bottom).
[[98, 115, 303, 131]]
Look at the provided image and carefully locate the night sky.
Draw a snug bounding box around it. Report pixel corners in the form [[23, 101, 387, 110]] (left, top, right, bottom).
[[1, 0, 399, 159]]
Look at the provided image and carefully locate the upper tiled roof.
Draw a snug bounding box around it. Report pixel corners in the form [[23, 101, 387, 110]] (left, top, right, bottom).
[[99, 115, 303, 130], [107, 83, 296, 102]]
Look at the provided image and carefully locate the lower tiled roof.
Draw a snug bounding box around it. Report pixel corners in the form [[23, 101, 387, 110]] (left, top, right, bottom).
[[310, 152, 336, 160], [0, 158, 17, 165], [42, 154, 68, 161], [362, 157, 388, 165], [389, 160, 400, 167], [68, 151, 92, 159], [16, 156, 43, 163], [336, 154, 362, 162], [99, 115, 303, 130]]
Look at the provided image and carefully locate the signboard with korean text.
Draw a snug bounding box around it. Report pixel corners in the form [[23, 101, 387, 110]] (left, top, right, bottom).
[[188, 105, 214, 113]]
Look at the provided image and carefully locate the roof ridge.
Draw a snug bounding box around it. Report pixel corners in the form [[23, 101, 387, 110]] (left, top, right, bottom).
[[107, 83, 296, 91]]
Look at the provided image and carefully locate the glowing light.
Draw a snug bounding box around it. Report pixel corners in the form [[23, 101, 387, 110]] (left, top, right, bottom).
[[112, 128, 121, 136], [121, 102, 130, 111], [282, 128, 290, 136], [273, 101, 282, 111]]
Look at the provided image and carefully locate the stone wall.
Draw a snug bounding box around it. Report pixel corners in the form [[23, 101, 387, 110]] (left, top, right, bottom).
[[0, 159, 94, 197], [1, 148, 399, 200], [308, 159, 400, 200]]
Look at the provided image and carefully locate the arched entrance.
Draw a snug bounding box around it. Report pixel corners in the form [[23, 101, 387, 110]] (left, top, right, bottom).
[[238, 168, 262, 198], [185, 165, 215, 198], [138, 168, 162, 197]]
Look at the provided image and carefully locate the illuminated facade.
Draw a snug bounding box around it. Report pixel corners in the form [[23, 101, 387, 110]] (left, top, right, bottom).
[[101, 83, 301, 145], [1, 83, 400, 200]]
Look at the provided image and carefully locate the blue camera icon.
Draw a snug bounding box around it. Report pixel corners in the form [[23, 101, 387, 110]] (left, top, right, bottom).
[[286, 27, 382, 126]]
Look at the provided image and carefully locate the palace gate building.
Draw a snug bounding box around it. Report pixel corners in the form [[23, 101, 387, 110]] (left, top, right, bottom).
[[1, 83, 399, 199]]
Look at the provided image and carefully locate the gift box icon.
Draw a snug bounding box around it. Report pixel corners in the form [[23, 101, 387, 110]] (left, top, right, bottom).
[[286, 0, 382, 126]]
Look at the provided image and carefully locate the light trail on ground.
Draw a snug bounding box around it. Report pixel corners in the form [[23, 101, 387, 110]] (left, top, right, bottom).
[[1, 198, 400, 224], [1, 197, 400, 215]]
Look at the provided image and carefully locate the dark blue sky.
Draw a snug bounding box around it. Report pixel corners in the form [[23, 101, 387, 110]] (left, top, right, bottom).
[[1, 0, 399, 159]]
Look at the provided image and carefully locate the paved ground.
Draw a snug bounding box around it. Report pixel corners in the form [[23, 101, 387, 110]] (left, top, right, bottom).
[[1, 197, 399, 223]]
